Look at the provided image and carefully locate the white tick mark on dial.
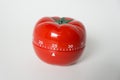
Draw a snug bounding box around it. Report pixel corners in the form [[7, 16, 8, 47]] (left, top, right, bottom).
[[80, 42, 84, 48]]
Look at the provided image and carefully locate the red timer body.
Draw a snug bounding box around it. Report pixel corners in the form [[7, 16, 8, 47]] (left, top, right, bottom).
[[33, 17, 86, 65]]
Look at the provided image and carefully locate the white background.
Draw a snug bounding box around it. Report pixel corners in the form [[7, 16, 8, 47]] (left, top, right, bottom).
[[0, 0, 120, 80]]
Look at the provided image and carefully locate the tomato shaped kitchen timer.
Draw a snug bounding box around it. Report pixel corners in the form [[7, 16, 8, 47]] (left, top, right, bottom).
[[32, 17, 86, 65]]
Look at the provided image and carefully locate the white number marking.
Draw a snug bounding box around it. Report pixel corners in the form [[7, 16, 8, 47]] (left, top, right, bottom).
[[68, 44, 73, 48], [38, 40, 43, 45], [37, 41, 82, 51], [51, 44, 58, 48]]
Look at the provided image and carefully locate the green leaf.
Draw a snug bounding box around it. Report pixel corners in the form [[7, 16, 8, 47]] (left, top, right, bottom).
[[65, 19, 73, 23], [52, 17, 73, 24]]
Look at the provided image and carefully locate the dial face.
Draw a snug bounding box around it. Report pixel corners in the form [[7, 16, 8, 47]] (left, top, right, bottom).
[[33, 17, 86, 65]]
